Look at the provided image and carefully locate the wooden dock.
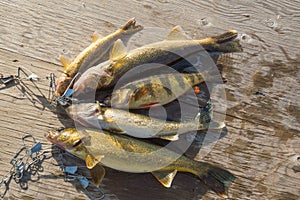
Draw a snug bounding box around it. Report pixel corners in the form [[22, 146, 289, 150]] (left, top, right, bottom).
[[0, 0, 299, 199]]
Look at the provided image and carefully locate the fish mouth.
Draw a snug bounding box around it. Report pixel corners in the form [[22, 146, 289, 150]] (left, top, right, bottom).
[[66, 104, 100, 127], [45, 127, 64, 142], [55, 77, 72, 97]]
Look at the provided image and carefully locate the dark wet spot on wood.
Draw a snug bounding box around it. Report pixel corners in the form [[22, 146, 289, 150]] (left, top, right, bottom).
[[158, 0, 170, 3], [255, 91, 265, 96], [143, 4, 152, 9]]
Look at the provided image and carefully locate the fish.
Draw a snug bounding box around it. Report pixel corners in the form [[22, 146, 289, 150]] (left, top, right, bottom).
[[46, 127, 236, 198], [109, 71, 216, 109], [55, 18, 143, 96], [73, 27, 242, 95], [66, 102, 225, 141]]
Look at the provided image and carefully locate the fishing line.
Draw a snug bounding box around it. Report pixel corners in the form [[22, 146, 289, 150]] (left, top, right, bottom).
[[0, 133, 105, 199]]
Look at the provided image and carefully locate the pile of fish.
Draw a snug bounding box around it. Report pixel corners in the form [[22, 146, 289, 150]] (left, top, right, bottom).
[[46, 18, 243, 198]]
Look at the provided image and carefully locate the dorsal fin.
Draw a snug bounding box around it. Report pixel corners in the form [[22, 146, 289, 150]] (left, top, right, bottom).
[[85, 154, 104, 169], [109, 39, 127, 61], [59, 55, 72, 69], [92, 31, 103, 43], [151, 170, 178, 188], [166, 26, 189, 40], [89, 164, 106, 186]]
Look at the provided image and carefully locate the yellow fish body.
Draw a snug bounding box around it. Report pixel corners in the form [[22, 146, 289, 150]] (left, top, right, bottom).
[[55, 18, 143, 96], [46, 128, 235, 198], [73, 28, 242, 94], [66, 102, 225, 141], [110, 72, 213, 109]]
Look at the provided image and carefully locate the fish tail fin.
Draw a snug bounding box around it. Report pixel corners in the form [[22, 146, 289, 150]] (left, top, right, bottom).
[[212, 30, 238, 44], [120, 18, 143, 32], [196, 162, 236, 198], [210, 30, 243, 53], [218, 39, 243, 53]]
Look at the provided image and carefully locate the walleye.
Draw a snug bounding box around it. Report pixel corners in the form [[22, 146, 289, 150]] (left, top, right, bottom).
[[66, 102, 225, 141], [110, 72, 214, 109], [55, 18, 143, 96], [73, 27, 242, 94], [46, 128, 235, 198]]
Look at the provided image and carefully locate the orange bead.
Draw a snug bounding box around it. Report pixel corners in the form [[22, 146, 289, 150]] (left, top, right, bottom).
[[194, 86, 200, 94]]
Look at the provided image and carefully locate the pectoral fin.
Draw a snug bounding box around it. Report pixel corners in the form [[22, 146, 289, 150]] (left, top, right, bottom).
[[109, 39, 127, 61], [166, 26, 189, 40], [92, 32, 103, 43], [151, 170, 178, 188], [89, 164, 106, 186], [210, 121, 226, 129], [195, 114, 226, 130], [159, 134, 179, 141], [59, 55, 71, 69], [86, 154, 104, 169], [133, 85, 149, 101]]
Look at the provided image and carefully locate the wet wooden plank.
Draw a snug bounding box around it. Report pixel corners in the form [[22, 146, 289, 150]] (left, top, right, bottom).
[[0, 0, 299, 200]]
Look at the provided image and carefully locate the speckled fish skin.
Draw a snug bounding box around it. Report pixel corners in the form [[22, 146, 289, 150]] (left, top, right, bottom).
[[73, 29, 242, 95], [109, 30, 242, 85], [46, 128, 235, 198], [64, 18, 143, 78], [55, 18, 143, 96], [66, 103, 224, 140], [110, 72, 210, 109]]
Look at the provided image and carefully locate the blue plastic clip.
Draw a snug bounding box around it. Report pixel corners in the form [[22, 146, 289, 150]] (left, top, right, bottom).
[[64, 166, 78, 174], [78, 176, 89, 189], [63, 88, 74, 98], [30, 142, 42, 153]]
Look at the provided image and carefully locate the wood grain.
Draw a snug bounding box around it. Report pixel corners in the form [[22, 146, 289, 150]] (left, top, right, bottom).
[[0, 0, 299, 199]]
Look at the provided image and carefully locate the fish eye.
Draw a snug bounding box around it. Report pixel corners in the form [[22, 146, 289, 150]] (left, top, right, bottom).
[[59, 133, 69, 141], [57, 127, 65, 132]]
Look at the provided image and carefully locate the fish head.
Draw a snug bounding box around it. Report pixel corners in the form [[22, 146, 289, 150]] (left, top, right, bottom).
[[73, 66, 113, 95], [55, 76, 72, 97], [73, 72, 99, 95], [66, 103, 103, 128], [46, 128, 83, 151], [66, 103, 99, 118], [46, 128, 91, 161]]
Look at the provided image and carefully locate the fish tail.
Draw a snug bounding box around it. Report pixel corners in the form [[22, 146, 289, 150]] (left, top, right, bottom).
[[212, 30, 238, 44], [210, 30, 243, 53], [120, 18, 143, 32], [195, 162, 236, 198]]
